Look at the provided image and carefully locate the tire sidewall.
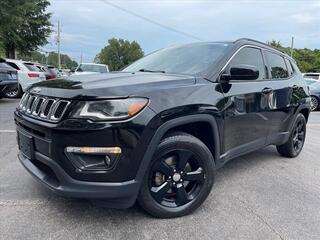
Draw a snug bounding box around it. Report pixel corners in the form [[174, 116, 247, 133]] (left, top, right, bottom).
[[138, 134, 215, 218], [5, 84, 22, 98], [290, 113, 306, 157]]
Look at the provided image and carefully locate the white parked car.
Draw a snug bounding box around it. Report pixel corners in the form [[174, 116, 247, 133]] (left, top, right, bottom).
[[303, 73, 320, 81], [73, 63, 109, 75], [4, 59, 46, 98]]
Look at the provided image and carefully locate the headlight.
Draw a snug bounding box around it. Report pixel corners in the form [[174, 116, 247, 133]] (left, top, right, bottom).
[[73, 98, 148, 121]]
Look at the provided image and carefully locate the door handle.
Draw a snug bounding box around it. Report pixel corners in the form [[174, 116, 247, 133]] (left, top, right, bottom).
[[262, 87, 273, 94]]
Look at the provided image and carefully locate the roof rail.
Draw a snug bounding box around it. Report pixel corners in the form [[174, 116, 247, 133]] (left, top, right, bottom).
[[235, 38, 287, 54]]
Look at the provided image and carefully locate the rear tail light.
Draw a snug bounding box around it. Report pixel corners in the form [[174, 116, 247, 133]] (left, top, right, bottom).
[[46, 74, 56, 80], [28, 73, 40, 78]]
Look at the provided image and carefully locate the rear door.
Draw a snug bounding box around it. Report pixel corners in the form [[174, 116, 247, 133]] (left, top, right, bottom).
[[220, 46, 270, 161], [263, 51, 297, 144]]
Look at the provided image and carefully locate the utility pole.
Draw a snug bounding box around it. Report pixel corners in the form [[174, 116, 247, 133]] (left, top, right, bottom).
[[80, 52, 83, 64], [57, 20, 61, 69], [290, 36, 294, 58]]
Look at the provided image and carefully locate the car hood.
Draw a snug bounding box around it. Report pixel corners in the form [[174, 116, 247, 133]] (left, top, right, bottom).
[[28, 72, 196, 99]]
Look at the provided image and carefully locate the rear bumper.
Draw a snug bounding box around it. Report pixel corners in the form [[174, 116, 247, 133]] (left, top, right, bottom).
[[0, 81, 17, 93], [19, 152, 140, 208]]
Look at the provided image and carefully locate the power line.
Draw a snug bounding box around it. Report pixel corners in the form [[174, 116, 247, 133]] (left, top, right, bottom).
[[99, 0, 203, 41]]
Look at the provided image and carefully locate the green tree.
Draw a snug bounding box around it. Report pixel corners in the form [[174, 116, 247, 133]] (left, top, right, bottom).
[[0, 0, 52, 58], [267, 40, 320, 73], [95, 38, 144, 71], [46, 52, 78, 69], [17, 50, 77, 69]]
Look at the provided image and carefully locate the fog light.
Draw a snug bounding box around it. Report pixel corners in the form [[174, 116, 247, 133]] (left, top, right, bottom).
[[65, 146, 122, 154]]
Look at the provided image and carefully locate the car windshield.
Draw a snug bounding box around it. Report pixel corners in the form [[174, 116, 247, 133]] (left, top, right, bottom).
[[77, 64, 108, 73], [123, 43, 230, 75]]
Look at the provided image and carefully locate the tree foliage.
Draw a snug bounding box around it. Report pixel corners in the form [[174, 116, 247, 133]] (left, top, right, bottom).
[[18, 51, 78, 69], [95, 38, 144, 71], [0, 0, 52, 58], [268, 40, 320, 73]]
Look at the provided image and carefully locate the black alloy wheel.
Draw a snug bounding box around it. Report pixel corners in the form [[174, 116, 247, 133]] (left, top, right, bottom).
[[149, 149, 204, 208], [292, 117, 306, 153], [277, 113, 306, 158], [138, 133, 215, 218]]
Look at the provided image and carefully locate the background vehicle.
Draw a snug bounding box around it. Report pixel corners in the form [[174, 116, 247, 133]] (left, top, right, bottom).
[[43, 65, 58, 80], [33, 63, 59, 80], [4, 59, 46, 98], [303, 73, 320, 80], [15, 39, 310, 218], [57, 69, 70, 78], [305, 78, 320, 111], [73, 63, 109, 75], [0, 59, 18, 99]]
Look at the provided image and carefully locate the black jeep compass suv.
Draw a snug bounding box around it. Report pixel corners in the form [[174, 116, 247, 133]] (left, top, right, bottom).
[[15, 39, 311, 218]]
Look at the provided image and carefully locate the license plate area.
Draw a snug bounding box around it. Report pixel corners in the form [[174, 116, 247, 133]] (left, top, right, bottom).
[[18, 131, 34, 159]]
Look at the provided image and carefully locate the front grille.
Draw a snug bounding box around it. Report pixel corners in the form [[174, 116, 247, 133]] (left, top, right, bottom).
[[18, 93, 71, 122]]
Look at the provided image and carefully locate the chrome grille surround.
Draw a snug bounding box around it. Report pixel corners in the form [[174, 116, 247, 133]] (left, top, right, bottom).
[[18, 93, 71, 122]]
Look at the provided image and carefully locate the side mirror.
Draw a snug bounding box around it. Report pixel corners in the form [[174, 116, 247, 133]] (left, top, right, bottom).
[[221, 64, 259, 81]]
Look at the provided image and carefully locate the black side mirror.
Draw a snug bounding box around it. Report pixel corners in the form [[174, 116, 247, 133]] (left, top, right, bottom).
[[221, 64, 259, 81]]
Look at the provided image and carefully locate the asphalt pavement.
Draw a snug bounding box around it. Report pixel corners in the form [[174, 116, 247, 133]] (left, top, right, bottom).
[[1, 98, 320, 240]]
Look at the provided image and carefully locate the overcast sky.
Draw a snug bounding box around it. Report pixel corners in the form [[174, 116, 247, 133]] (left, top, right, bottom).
[[45, 0, 320, 63]]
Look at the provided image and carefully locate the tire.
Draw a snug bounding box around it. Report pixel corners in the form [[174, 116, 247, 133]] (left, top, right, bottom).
[[5, 84, 23, 98], [277, 113, 306, 158], [310, 96, 319, 111], [138, 133, 215, 218]]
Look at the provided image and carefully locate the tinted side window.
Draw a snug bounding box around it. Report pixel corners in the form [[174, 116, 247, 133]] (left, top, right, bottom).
[[284, 58, 294, 76], [265, 52, 288, 79], [304, 74, 319, 80], [6, 62, 20, 70], [228, 47, 265, 80], [23, 63, 40, 72]]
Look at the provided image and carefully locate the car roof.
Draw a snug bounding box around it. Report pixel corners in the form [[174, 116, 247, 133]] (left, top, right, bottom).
[[80, 63, 107, 66], [4, 58, 25, 63]]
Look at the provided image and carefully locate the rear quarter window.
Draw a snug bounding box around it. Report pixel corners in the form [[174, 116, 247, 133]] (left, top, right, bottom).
[[265, 51, 288, 79]]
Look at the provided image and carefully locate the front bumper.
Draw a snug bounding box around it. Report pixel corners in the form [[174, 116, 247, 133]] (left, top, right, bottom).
[[15, 106, 157, 208], [19, 152, 139, 207]]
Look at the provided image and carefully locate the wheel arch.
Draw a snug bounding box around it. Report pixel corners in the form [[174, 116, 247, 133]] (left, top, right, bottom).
[[300, 107, 310, 121], [135, 114, 221, 183]]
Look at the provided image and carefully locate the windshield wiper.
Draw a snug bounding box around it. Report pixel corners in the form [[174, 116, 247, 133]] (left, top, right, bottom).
[[138, 69, 165, 73]]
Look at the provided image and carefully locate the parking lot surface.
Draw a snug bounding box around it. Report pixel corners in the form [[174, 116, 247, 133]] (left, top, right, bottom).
[[1, 98, 320, 240]]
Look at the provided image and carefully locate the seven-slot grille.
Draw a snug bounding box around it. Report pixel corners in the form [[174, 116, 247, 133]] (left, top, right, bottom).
[[18, 93, 71, 122]]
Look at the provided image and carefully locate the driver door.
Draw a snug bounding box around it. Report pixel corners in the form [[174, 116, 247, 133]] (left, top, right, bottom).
[[220, 46, 271, 161]]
